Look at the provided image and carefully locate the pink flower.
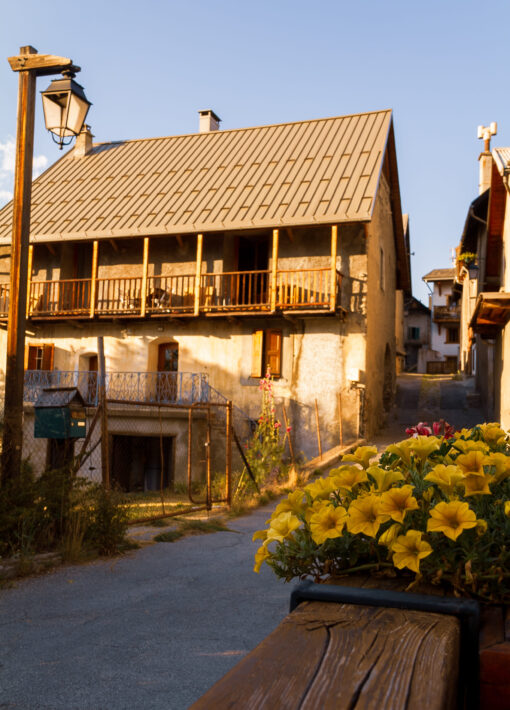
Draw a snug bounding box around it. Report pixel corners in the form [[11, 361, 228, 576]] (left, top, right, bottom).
[[406, 422, 432, 437], [286, 426, 292, 433]]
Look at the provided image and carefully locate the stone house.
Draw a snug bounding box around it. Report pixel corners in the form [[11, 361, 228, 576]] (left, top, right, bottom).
[[422, 268, 460, 373], [457, 136, 510, 425], [0, 109, 410, 487], [403, 295, 431, 372]]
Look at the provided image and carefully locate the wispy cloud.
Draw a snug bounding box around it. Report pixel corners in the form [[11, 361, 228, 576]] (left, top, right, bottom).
[[0, 137, 49, 207]]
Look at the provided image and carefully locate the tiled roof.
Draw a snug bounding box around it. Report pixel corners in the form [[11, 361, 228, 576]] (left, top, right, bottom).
[[0, 110, 394, 243], [493, 147, 510, 177], [422, 268, 455, 282]]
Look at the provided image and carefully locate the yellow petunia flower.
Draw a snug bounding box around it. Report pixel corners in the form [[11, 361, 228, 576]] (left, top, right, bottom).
[[504, 501, 510, 518], [367, 465, 405, 492], [427, 500, 477, 540], [478, 422, 507, 446], [476, 519, 488, 535], [253, 544, 271, 573], [330, 465, 368, 491], [407, 435, 441, 462], [424, 464, 465, 496], [266, 511, 301, 543], [462, 473, 493, 496], [455, 450, 489, 476], [252, 529, 267, 542], [392, 530, 432, 573], [309, 504, 348, 545], [385, 439, 414, 466], [304, 499, 328, 524], [378, 522, 402, 548], [454, 428, 473, 440], [341, 445, 378, 469], [346, 494, 389, 538], [379, 485, 419, 523], [452, 439, 490, 455], [305, 477, 337, 500], [489, 453, 510, 483], [271, 489, 307, 518]]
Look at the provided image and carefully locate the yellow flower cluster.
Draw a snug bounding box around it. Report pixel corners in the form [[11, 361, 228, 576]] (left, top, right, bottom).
[[254, 424, 510, 587]]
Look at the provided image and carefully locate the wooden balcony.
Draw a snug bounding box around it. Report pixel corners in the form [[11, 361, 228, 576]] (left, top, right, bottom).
[[0, 268, 343, 321], [433, 305, 461, 322]]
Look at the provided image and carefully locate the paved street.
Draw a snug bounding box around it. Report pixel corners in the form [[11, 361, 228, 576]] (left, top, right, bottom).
[[0, 375, 487, 710]]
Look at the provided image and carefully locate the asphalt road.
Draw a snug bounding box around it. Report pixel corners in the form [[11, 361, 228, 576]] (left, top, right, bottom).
[[0, 505, 290, 710]]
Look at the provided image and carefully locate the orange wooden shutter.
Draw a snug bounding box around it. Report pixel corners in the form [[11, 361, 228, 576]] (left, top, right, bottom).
[[42, 344, 54, 370], [27, 345, 37, 370], [265, 329, 282, 377], [251, 330, 264, 378]]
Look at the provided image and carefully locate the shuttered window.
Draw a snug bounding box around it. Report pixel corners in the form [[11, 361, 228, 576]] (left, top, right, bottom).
[[265, 329, 282, 377], [251, 329, 282, 378], [27, 344, 54, 370]]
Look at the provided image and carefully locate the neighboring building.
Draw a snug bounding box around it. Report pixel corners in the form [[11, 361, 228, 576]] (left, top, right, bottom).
[[422, 269, 460, 373], [0, 109, 410, 485], [457, 127, 510, 425], [395, 214, 412, 374], [403, 295, 431, 372]]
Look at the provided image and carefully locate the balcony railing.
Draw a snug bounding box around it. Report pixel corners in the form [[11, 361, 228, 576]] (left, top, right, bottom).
[[23, 370, 209, 407], [0, 267, 342, 320], [433, 305, 460, 321]]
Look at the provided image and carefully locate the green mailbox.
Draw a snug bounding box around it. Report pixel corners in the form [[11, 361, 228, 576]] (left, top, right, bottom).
[[34, 387, 87, 439]]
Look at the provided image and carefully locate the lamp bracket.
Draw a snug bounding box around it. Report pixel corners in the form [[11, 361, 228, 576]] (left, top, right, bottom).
[[8, 53, 81, 77]]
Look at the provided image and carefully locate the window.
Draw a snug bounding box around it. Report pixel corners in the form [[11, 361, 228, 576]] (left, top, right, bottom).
[[252, 329, 282, 378], [446, 327, 459, 344], [407, 326, 420, 340], [27, 344, 54, 370]]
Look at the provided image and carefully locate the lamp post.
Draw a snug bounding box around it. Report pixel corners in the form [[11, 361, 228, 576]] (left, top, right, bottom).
[[1, 46, 90, 483]]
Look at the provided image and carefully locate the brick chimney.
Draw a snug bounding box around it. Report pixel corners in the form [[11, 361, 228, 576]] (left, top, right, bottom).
[[198, 110, 221, 133], [74, 124, 94, 158], [478, 122, 497, 194]]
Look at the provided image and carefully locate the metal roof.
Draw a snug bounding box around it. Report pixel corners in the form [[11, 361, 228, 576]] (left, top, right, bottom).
[[422, 268, 455, 282], [0, 110, 394, 244], [493, 147, 510, 176]]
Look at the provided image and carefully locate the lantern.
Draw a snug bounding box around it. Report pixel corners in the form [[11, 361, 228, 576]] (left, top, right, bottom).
[[41, 73, 91, 149]]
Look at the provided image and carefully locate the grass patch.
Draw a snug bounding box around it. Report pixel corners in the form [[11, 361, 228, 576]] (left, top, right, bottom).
[[153, 530, 184, 543], [153, 517, 233, 543]]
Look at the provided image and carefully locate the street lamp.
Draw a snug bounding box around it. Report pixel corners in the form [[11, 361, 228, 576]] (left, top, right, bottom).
[[41, 72, 91, 149], [1, 46, 90, 483]]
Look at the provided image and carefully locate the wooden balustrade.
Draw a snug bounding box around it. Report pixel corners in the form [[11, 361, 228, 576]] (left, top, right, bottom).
[[200, 271, 270, 310], [0, 267, 343, 320], [276, 268, 331, 308]]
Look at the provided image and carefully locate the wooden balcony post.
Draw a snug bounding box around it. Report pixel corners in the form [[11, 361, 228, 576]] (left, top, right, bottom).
[[194, 233, 203, 316], [141, 237, 149, 317], [89, 240, 98, 318], [270, 228, 279, 312], [26, 244, 33, 317], [330, 224, 338, 311]]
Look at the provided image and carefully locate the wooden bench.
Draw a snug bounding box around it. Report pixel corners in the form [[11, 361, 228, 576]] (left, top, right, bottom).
[[191, 576, 484, 710]]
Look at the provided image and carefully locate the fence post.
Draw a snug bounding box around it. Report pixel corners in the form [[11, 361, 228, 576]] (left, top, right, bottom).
[[97, 336, 110, 489], [226, 401, 232, 507]]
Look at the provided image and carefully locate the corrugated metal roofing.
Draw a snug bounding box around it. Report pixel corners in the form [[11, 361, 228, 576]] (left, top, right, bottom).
[[422, 268, 455, 282], [493, 147, 510, 176], [0, 110, 393, 243]]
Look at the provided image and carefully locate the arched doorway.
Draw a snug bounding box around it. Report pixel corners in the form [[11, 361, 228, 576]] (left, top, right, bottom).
[[157, 342, 179, 401]]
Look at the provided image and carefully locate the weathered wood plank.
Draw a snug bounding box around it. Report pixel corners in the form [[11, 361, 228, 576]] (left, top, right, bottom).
[[190, 600, 460, 710]]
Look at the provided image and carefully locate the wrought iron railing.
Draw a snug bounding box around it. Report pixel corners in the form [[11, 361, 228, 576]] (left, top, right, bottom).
[[23, 370, 209, 406]]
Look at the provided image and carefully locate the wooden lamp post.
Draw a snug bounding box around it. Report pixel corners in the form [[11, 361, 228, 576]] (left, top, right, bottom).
[[1, 46, 90, 483]]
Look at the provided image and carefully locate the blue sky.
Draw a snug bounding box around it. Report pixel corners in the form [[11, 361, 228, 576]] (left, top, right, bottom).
[[1, 0, 509, 304]]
